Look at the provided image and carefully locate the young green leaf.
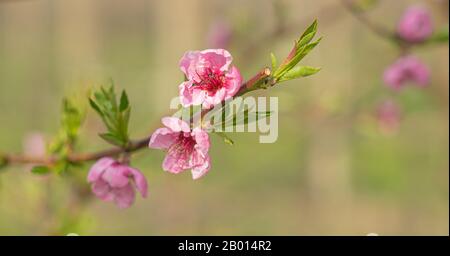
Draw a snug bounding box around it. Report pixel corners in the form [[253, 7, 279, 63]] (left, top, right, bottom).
[[31, 166, 51, 175], [299, 19, 318, 42], [214, 132, 234, 146], [90, 84, 131, 147], [278, 66, 321, 82], [89, 98, 103, 116], [270, 52, 278, 71], [99, 133, 125, 147], [297, 31, 315, 49], [119, 90, 129, 112]]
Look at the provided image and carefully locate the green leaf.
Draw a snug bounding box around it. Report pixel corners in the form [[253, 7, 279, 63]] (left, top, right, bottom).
[[278, 66, 321, 82], [99, 133, 125, 147], [61, 97, 85, 142], [122, 107, 131, 127], [90, 84, 131, 147], [53, 161, 69, 175], [280, 37, 322, 76], [214, 132, 234, 146], [297, 31, 315, 49], [31, 166, 51, 175], [89, 98, 103, 116], [299, 20, 317, 43], [429, 25, 449, 44], [119, 90, 129, 112], [270, 52, 278, 71]]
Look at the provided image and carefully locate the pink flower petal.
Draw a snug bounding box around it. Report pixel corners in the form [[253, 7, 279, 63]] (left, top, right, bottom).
[[200, 49, 233, 72], [149, 127, 178, 149], [162, 117, 191, 133], [179, 81, 207, 107], [192, 128, 210, 154], [162, 151, 185, 174], [191, 156, 211, 180], [91, 179, 113, 201], [224, 66, 242, 97], [179, 51, 201, 80], [102, 164, 130, 188], [112, 184, 135, 209], [129, 167, 148, 198], [87, 157, 115, 182]]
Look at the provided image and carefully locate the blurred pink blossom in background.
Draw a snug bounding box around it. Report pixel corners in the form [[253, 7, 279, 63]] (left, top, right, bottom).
[[383, 56, 430, 90], [376, 100, 401, 135], [87, 157, 148, 208], [207, 20, 232, 49], [397, 6, 433, 43], [149, 117, 211, 180]]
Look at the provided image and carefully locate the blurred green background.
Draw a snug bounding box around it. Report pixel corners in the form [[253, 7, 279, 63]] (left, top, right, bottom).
[[0, 0, 448, 235]]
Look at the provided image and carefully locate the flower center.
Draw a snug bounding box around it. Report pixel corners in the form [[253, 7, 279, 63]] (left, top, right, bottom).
[[194, 68, 226, 96], [169, 132, 197, 166]]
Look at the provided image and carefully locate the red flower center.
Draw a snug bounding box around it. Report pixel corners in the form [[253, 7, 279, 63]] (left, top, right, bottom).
[[194, 68, 226, 96], [168, 132, 196, 156]]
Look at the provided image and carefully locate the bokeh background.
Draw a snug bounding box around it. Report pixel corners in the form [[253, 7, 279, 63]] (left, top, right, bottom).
[[0, 0, 448, 235]]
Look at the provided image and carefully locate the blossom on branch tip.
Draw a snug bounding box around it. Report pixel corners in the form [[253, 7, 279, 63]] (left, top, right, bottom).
[[87, 157, 148, 208], [179, 49, 242, 109], [397, 6, 433, 43], [383, 56, 430, 90], [148, 117, 211, 180]]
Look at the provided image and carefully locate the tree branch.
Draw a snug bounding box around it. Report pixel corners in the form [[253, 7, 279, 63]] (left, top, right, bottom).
[[0, 67, 272, 167], [340, 0, 398, 42]]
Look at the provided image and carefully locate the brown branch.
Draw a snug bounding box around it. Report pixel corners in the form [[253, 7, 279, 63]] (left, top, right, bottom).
[[1, 67, 272, 167], [340, 0, 398, 42]]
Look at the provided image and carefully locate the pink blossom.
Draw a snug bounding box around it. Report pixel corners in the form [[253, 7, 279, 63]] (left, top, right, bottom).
[[178, 49, 242, 109], [87, 157, 148, 208], [383, 56, 430, 90], [148, 117, 211, 180], [207, 20, 232, 49], [397, 6, 433, 43], [376, 100, 401, 135]]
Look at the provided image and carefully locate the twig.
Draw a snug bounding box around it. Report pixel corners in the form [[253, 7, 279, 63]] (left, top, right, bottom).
[[340, 0, 398, 42], [0, 68, 272, 167]]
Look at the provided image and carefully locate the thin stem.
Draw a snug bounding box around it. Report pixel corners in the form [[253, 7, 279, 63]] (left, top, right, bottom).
[[340, 0, 398, 43]]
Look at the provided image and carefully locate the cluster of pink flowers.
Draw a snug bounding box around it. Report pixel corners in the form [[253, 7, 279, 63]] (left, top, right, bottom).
[[151, 49, 242, 177], [88, 49, 241, 208], [379, 6, 435, 135], [383, 7, 433, 91]]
